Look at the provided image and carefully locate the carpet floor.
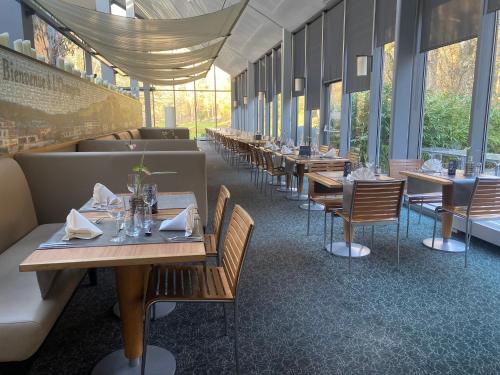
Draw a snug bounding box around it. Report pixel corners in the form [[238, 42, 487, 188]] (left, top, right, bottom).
[[28, 141, 500, 375]]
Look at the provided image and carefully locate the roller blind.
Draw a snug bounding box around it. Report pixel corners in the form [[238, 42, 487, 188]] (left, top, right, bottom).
[[293, 28, 306, 96], [375, 0, 397, 47], [274, 47, 282, 95], [306, 17, 322, 110], [254, 61, 260, 95], [259, 57, 266, 94], [242, 70, 247, 97], [344, 0, 375, 93], [266, 53, 273, 102], [323, 2, 344, 83], [487, 0, 500, 12], [420, 0, 482, 52]]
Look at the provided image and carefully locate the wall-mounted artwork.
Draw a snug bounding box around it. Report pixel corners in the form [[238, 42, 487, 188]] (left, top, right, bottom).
[[0, 46, 142, 153]]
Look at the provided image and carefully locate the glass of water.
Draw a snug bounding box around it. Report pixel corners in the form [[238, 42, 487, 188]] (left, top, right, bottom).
[[107, 197, 125, 242], [127, 174, 140, 195], [142, 183, 157, 227]]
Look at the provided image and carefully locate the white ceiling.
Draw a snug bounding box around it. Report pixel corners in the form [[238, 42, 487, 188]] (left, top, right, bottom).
[[124, 0, 331, 76]]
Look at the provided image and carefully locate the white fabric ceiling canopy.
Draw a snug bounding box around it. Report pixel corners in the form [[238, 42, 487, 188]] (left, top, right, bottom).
[[131, 70, 209, 86], [113, 59, 214, 79]]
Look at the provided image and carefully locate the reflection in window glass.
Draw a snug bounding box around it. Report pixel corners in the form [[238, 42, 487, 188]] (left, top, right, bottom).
[[115, 74, 130, 88], [217, 92, 232, 128], [379, 42, 395, 172], [350, 90, 370, 162], [422, 38, 477, 163], [152, 90, 175, 128], [297, 96, 305, 144], [327, 82, 342, 149], [175, 90, 196, 137], [485, 14, 500, 175], [196, 91, 216, 138], [277, 94, 282, 138], [311, 109, 320, 146]]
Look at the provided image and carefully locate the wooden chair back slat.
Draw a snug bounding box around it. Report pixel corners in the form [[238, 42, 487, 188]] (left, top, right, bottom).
[[469, 178, 500, 217], [388, 159, 423, 179], [213, 185, 231, 247], [351, 180, 405, 221], [319, 145, 330, 154], [346, 149, 361, 169], [221, 205, 255, 296]]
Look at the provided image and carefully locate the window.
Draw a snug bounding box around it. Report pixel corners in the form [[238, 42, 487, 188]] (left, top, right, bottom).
[[422, 38, 478, 163], [311, 109, 320, 146], [485, 14, 500, 175], [379, 42, 395, 172], [350, 90, 370, 162], [297, 95, 305, 143], [269, 101, 274, 138], [149, 65, 231, 138], [277, 93, 282, 138], [326, 82, 342, 149]]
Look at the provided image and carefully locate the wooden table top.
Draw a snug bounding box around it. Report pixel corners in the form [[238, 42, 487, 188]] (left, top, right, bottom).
[[283, 153, 348, 165], [19, 193, 206, 272], [306, 172, 393, 188], [400, 170, 457, 185]]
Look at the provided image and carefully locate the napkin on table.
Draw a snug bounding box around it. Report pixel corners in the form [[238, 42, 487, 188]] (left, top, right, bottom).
[[159, 204, 196, 236], [281, 145, 293, 154], [321, 148, 338, 158], [421, 159, 442, 172], [92, 183, 120, 207], [62, 209, 103, 240], [286, 139, 295, 148], [347, 167, 376, 182]]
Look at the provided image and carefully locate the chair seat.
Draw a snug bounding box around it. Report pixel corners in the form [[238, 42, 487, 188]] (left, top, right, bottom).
[[336, 209, 399, 224], [311, 195, 343, 206], [204, 233, 217, 257], [440, 205, 500, 220], [145, 265, 234, 306], [267, 168, 286, 177], [405, 191, 442, 202]]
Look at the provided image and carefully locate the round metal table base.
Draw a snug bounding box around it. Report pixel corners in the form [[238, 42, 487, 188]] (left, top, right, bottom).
[[113, 302, 176, 320], [423, 238, 465, 253], [326, 242, 371, 257], [286, 194, 308, 201], [277, 186, 297, 193], [299, 202, 324, 211], [91, 346, 175, 375]]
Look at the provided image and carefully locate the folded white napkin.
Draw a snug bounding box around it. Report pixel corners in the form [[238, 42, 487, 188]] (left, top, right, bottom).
[[62, 209, 103, 240], [347, 167, 376, 182], [159, 204, 196, 236], [322, 148, 337, 158], [286, 139, 295, 148], [281, 145, 293, 154], [422, 159, 442, 172], [92, 183, 120, 207], [264, 141, 273, 148]]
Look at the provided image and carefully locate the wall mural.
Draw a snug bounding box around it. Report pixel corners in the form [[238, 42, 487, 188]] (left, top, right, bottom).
[[0, 46, 142, 153]]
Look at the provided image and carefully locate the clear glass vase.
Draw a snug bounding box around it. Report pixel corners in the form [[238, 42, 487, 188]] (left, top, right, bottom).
[[125, 196, 144, 237]]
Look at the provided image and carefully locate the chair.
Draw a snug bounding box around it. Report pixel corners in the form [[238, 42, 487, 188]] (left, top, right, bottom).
[[306, 161, 344, 240], [204, 185, 231, 264], [256, 148, 268, 191], [389, 159, 442, 237], [346, 148, 361, 169], [335, 180, 405, 271], [248, 145, 259, 183], [142, 205, 255, 375], [431, 177, 500, 267], [263, 150, 287, 198], [319, 145, 330, 154]]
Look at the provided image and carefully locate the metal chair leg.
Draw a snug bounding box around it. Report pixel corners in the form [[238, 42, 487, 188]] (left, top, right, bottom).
[[323, 210, 327, 248], [307, 198, 311, 236], [371, 226, 375, 249], [233, 301, 240, 375], [419, 202, 423, 223], [432, 208, 439, 248], [406, 201, 410, 238], [465, 219, 471, 268], [270, 176, 273, 199], [223, 303, 229, 336], [329, 213, 334, 254], [141, 305, 152, 375], [396, 222, 401, 269], [348, 222, 353, 273]]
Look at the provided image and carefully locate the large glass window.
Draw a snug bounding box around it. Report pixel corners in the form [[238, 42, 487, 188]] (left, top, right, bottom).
[[379, 42, 395, 172], [149, 66, 231, 138], [269, 101, 274, 138], [277, 93, 282, 138], [326, 82, 342, 149], [485, 14, 500, 175], [297, 95, 305, 144], [422, 38, 478, 162], [350, 90, 370, 162], [311, 109, 320, 146]]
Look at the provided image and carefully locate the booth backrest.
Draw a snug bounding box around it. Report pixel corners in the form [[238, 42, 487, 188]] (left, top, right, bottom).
[[15, 151, 208, 225], [94, 134, 118, 141], [77, 139, 199, 152], [128, 129, 141, 139], [139, 128, 190, 140], [0, 158, 38, 255], [114, 131, 132, 140]]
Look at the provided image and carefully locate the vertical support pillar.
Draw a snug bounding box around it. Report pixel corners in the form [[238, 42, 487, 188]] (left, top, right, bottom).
[[367, 47, 384, 163], [143, 83, 152, 128], [469, 1, 498, 165], [0, 2, 33, 44], [96, 0, 115, 84], [125, 0, 139, 96], [247, 61, 257, 133], [319, 12, 328, 146], [84, 52, 93, 76], [282, 30, 293, 141], [303, 24, 311, 144]]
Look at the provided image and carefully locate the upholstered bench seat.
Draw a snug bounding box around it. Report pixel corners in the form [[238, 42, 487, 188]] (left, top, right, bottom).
[[0, 223, 85, 362]]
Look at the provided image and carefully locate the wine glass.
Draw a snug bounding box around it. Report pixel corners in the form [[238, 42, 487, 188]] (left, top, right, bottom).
[[107, 197, 125, 242], [142, 183, 158, 228], [127, 174, 140, 195]]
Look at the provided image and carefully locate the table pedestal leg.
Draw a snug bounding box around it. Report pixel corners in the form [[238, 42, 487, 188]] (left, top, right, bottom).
[[422, 185, 465, 253], [326, 221, 371, 257], [92, 266, 176, 375], [113, 302, 176, 320], [286, 164, 308, 201]]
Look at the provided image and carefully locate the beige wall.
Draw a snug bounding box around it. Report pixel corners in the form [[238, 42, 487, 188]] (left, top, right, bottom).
[[0, 46, 142, 153]]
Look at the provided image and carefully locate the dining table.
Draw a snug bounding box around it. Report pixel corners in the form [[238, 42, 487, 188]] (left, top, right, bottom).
[[306, 171, 394, 257], [19, 191, 206, 375], [400, 170, 478, 252]]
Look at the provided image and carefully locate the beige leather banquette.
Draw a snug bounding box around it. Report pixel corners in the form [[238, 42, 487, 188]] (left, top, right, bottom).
[[0, 157, 85, 362], [77, 139, 199, 152], [139, 127, 190, 140], [15, 151, 208, 226]]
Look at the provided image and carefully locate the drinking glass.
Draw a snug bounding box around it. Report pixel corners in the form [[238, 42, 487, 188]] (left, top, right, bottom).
[[127, 174, 140, 195], [107, 197, 125, 242], [142, 183, 158, 228]]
